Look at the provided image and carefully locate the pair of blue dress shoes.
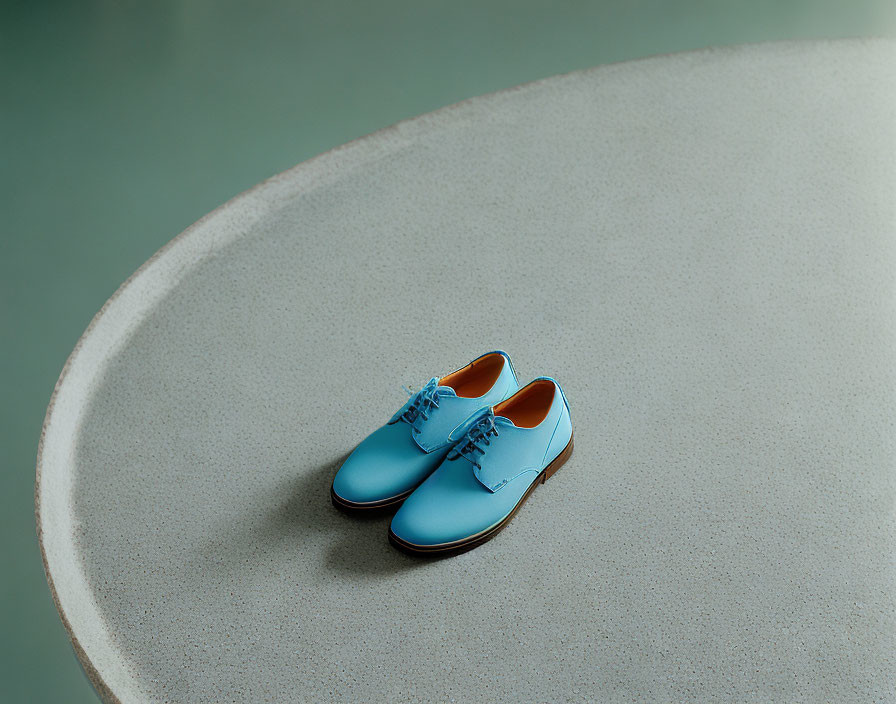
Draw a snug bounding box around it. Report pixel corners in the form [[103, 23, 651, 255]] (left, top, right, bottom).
[[330, 351, 573, 556]]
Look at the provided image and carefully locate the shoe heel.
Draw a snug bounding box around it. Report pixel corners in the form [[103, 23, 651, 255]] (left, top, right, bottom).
[[542, 433, 574, 483]]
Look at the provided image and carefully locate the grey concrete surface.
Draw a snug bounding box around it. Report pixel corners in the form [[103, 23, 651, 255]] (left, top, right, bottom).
[[37, 40, 896, 702]]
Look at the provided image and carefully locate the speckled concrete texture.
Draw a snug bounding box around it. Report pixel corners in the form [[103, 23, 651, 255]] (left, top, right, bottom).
[[37, 40, 896, 702]]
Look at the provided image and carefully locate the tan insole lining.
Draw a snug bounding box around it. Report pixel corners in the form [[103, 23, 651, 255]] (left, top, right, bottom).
[[440, 353, 505, 398], [495, 379, 555, 428]]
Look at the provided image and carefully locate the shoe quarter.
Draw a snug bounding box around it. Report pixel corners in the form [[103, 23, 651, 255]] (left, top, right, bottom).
[[472, 423, 547, 492], [492, 358, 520, 401]]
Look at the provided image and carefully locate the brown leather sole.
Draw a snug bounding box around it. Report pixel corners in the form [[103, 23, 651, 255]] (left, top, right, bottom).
[[388, 432, 574, 557], [330, 485, 413, 514]]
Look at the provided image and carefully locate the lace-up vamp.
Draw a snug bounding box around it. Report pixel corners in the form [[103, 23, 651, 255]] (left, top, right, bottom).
[[396, 378, 453, 434], [448, 411, 500, 469]]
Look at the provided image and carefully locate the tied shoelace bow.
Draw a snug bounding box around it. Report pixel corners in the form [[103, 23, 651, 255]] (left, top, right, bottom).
[[448, 410, 499, 469], [398, 378, 450, 432]]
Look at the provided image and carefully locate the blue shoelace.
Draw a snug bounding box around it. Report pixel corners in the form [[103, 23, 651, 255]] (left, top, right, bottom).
[[399, 378, 449, 432], [448, 410, 499, 469]]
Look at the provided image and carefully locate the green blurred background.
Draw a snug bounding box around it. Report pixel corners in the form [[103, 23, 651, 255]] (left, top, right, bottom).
[[2, 1, 894, 700]]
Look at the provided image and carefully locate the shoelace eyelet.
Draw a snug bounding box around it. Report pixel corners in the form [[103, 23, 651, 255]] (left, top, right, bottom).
[[454, 413, 499, 467], [400, 379, 445, 430]]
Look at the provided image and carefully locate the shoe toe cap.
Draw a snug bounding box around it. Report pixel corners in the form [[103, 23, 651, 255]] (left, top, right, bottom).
[[331, 457, 395, 504], [390, 502, 457, 546], [390, 462, 537, 547], [331, 423, 438, 504], [390, 487, 482, 547]]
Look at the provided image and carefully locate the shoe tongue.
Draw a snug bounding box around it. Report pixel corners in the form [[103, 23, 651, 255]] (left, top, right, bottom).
[[493, 415, 516, 428]]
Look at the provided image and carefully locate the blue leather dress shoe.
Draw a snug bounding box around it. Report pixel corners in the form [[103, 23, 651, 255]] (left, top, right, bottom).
[[331, 351, 519, 512], [389, 377, 573, 555]]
